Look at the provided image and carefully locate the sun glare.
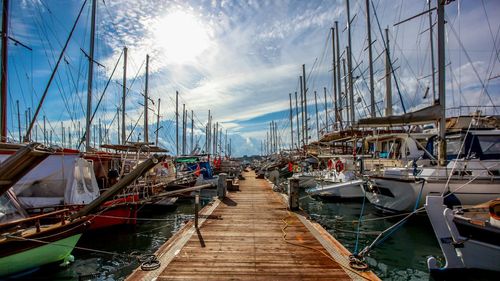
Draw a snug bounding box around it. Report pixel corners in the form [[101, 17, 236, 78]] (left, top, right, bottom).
[[153, 11, 211, 64]]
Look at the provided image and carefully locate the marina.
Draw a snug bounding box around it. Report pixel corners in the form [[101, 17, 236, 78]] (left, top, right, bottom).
[[0, 0, 499, 280]]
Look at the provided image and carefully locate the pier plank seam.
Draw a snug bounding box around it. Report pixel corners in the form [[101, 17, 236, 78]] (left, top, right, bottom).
[[126, 171, 379, 281]]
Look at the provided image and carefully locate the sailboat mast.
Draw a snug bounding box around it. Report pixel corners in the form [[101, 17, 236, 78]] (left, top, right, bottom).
[[175, 90, 179, 155], [366, 0, 375, 118], [144, 54, 149, 143], [155, 98, 160, 146], [385, 28, 393, 116], [437, 0, 446, 166], [85, 0, 96, 151], [331, 27, 338, 130], [302, 64, 308, 145], [1, 0, 8, 142], [289, 93, 293, 149], [346, 0, 355, 125], [294, 92, 300, 149], [314, 91, 320, 141], [335, 21, 342, 129], [121, 46, 127, 144]]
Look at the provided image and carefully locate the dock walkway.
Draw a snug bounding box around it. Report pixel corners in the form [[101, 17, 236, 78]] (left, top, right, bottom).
[[126, 170, 379, 280]]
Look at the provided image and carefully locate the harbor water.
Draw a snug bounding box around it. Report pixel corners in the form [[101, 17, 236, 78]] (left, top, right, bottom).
[[11, 188, 486, 281]]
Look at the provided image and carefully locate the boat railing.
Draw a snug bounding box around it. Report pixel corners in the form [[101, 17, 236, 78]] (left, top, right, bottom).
[[0, 208, 70, 233]]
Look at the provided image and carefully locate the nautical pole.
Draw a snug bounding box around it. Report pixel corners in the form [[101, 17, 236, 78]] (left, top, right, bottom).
[[144, 54, 149, 143], [117, 107, 120, 144], [346, 0, 355, 125], [342, 57, 349, 125], [323, 87, 328, 131], [314, 91, 320, 141], [429, 0, 436, 101], [86, 0, 97, 151], [122, 46, 127, 144], [299, 76, 305, 147], [0, 0, 8, 142], [294, 92, 300, 149], [366, 0, 375, 118], [191, 110, 194, 153], [155, 98, 160, 146], [289, 93, 293, 149], [302, 64, 308, 145], [335, 21, 342, 129], [385, 28, 393, 116], [437, 0, 446, 166], [16, 100, 20, 142], [182, 103, 186, 155], [331, 27, 338, 130], [175, 91, 179, 155]]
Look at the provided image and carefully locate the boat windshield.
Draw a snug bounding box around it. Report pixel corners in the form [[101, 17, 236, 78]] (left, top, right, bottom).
[[477, 135, 500, 156], [0, 192, 27, 224]]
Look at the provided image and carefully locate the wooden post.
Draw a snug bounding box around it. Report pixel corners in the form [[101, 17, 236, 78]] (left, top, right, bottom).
[[194, 191, 199, 228], [288, 178, 300, 211], [217, 173, 227, 199]]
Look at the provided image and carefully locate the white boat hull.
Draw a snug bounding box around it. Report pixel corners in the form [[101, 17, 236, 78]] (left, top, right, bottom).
[[307, 179, 364, 199]]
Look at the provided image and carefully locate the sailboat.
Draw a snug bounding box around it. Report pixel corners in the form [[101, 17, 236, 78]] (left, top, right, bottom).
[[0, 144, 90, 277], [358, 1, 500, 213]]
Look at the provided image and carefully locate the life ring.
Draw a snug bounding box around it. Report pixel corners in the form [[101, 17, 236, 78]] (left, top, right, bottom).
[[295, 166, 302, 173], [327, 159, 334, 170], [335, 160, 344, 173]]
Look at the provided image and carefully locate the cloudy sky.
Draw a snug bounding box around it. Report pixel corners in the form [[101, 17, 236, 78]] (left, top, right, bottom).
[[6, 0, 500, 156]]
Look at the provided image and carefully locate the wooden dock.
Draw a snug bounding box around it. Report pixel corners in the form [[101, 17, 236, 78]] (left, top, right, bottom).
[[126, 170, 379, 281]]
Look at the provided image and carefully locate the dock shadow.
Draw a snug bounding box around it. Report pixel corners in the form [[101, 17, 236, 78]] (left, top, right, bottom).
[[195, 227, 206, 248], [221, 197, 237, 206]]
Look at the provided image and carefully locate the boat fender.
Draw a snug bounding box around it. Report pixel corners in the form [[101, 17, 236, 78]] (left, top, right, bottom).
[[327, 159, 334, 170], [335, 160, 344, 173], [348, 255, 369, 271]]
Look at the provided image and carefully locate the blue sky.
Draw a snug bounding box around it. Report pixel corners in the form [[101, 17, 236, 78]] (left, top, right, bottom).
[[5, 0, 500, 156]]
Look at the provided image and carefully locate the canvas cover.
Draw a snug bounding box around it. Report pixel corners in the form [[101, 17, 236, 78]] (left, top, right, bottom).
[[0, 154, 100, 208]]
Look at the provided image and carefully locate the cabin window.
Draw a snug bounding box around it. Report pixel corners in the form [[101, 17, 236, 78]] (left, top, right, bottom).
[[446, 137, 463, 157], [477, 135, 500, 155]]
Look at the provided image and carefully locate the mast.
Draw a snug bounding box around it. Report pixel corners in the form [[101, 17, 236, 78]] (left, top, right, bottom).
[[302, 64, 308, 145], [323, 87, 328, 131], [314, 90, 320, 140], [346, 0, 355, 125], [190, 110, 194, 153], [335, 21, 342, 129], [437, 0, 446, 166], [16, 100, 20, 142], [289, 93, 293, 149], [0, 0, 8, 141], [385, 28, 393, 116], [85, 0, 96, 151], [294, 92, 300, 149], [155, 98, 160, 146], [331, 27, 338, 130], [175, 91, 179, 155], [121, 46, 127, 144], [182, 103, 186, 155], [144, 54, 149, 143], [342, 57, 349, 125], [299, 76, 304, 147], [366, 0, 375, 118], [429, 0, 436, 101]]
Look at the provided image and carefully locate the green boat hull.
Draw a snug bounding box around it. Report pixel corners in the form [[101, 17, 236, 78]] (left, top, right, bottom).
[[0, 234, 82, 277]]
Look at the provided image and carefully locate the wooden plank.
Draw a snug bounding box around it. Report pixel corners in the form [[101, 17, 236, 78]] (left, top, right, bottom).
[[126, 170, 379, 281]]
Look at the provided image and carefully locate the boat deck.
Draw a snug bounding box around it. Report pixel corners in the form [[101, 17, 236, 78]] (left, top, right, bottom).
[[126, 170, 379, 281]]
